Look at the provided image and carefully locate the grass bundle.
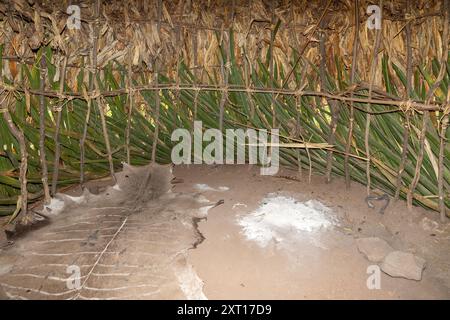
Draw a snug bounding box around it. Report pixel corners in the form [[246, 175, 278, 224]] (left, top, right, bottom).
[[0, 41, 448, 219]]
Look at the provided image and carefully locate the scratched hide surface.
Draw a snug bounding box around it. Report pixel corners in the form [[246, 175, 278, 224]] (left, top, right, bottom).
[[0, 163, 213, 300]]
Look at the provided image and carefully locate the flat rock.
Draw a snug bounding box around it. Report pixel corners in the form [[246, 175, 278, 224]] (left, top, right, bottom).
[[381, 251, 426, 281], [356, 237, 394, 262]]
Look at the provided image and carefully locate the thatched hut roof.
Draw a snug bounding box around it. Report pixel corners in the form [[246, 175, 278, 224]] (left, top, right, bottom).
[[0, 0, 445, 91]]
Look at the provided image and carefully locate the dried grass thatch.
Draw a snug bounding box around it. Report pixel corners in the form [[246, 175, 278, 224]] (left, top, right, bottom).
[[0, 1, 446, 86]]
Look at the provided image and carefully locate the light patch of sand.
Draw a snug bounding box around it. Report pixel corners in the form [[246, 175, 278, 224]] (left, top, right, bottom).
[[174, 257, 207, 300], [237, 194, 338, 247], [194, 184, 229, 192], [42, 198, 66, 216]]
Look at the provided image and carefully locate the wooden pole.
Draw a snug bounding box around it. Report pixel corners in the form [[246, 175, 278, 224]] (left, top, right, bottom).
[[126, 49, 133, 165], [395, 0, 413, 201], [409, 0, 449, 212], [151, 0, 162, 164], [1, 99, 28, 224], [51, 56, 68, 196], [437, 0, 449, 222], [218, 28, 228, 133], [38, 52, 51, 204], [344, 0, 359, 189], [365, 0, 383, 196], [80, 0, 100, 187], [318, 0, 340, 184]]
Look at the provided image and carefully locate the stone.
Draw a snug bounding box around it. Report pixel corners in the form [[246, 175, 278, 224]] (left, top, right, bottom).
[[381, 251, 426, 281], [356, 237, 394, 262]]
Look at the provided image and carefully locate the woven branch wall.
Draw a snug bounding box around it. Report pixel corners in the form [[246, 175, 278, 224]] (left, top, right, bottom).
[[0, 0, 449, 222]]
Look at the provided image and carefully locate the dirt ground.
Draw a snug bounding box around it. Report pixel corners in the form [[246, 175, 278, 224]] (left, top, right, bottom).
[[0, 164, 449, 299], [173, 165, 450, 299]]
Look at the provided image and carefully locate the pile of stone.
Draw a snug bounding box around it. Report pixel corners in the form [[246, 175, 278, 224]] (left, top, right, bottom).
[[356, 237, 426, 281]]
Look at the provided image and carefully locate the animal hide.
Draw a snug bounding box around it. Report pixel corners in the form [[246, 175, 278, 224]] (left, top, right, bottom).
[[0, 163, 215, 300]]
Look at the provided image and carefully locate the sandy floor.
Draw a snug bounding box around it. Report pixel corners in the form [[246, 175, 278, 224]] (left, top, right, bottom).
[[174, 165, 450, 299], [0, 164, 449, 299]]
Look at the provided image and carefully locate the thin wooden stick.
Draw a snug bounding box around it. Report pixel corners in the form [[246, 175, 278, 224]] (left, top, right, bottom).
[[345, 0, 359, 189], [289, 2, 300, 175], [218, 28, 229, 132], [38, 52, 51, 205], [95, 95, 116, 181], [439, 89, 449, 221], [242, 52, 257, 130], [51, 56, 68, 196], [151, 0, 162, 164], [136, 0, 163, 203], [269, 1, 276, 129], [80, 0, 100, 187], [246, 0, 256, 121], [150, 79, 161, 163], [3, 82, 441, 111], [295, 94, 302, 178], [395, 0, 412, 200], [124, 0, 133, 165], [365, 0, 383, 196], [173, 25, 182, 127], [432, 0, 450, 218], [126, 48, 133, 165], [218, 0, 235, 132], [1, 96, 28, 224], [408, 0, 448, 210], [318, 2, 339, 183], [407, 113, 429, 209], [192, 28, 199, 131], [91, 1, 114, 181], [279, 0, 332, 93], [305, 134, 313, 184], [193, 89, 199, 130], [80, 91, 92, 186]]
